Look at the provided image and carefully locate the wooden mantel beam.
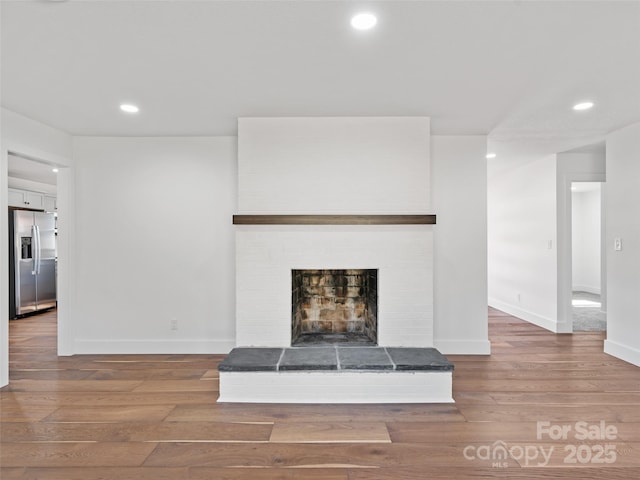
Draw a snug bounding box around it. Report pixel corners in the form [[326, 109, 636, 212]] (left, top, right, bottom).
[[232, 214, 436, 225]]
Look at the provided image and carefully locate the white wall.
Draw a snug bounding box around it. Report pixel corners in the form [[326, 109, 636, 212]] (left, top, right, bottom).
[[2, 115, 494, 388], [431, 136, 490, 354], [1, 109, 73, 166], [488, 154, 559, 331], [1, 108, 73, 388], [238, 117, 431, 213], [488, 149, 606, 334], [604, 122, 640, 366], [7, 177, 57, 195], [71, 137, 236, 353], [572, 187, 601, 294]]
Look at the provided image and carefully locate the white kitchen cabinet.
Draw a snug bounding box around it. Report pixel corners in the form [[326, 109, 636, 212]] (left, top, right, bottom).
[[8, 188, 47, 210], [44, 195, 57, 212], [8, 189, 25, 208]]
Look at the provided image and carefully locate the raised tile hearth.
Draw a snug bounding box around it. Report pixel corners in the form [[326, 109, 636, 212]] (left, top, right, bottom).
[[217, 347, 454, 403]]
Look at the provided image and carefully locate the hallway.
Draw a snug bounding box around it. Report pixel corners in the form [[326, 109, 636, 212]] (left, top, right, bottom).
[[573, 291, 607, 332]]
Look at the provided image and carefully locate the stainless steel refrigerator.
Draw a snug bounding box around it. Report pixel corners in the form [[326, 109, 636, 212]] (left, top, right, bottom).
[[9, 210, 57, 318]]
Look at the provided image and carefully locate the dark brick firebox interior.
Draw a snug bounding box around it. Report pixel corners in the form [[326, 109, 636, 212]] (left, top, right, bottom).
[[292, 269, 377, 346]]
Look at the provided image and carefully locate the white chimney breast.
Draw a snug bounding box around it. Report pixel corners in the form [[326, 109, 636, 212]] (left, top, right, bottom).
[[238, 117, 430, 214], [235, 117, 433, 348]]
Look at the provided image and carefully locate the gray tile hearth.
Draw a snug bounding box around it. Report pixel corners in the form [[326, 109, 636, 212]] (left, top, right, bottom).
[[338, 347, 393, 370], [280, 347, 338, 371], [218, 346, 454, 373], [386, 347, 454, 371], [217, 347, 283, 372]]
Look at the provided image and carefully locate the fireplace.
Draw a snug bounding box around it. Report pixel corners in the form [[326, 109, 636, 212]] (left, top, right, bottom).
[[291, 269, 377, 346], [219, 117, 454, 404], [234, 117, 434, 349]]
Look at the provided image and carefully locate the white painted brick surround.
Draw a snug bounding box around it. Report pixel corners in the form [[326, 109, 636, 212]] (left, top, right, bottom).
[[235, 117, 434, 349], [236, 225, 433, 347]]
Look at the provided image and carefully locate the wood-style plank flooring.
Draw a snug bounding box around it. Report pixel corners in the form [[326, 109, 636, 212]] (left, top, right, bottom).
[[2, 308, 640, 479]]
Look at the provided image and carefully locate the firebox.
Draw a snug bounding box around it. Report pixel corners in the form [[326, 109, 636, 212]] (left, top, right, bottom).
[[291, 269, 377, 346]]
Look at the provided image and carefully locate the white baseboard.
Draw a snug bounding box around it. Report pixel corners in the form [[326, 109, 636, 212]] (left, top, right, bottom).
[[73, 339, 235, 355], [219, 370, 454, 403], [433, 339, 491, 355], [604, 339, 640, 367], [572, 285, 601, 295], [489, 298, 559, 333]]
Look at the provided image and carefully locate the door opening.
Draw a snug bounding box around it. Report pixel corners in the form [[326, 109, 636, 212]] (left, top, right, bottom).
[[570, 182, 606, 331]]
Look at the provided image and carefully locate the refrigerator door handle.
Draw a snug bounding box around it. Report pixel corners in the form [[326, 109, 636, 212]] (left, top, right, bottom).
[[30, 225, 37, 275], [33, 225, 41, 275]]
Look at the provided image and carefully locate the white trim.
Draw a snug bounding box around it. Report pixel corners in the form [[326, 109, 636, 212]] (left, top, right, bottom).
[[489, 298, 560, 333], [433, 339, 491, 355], [1, 138, 74, 383], [1, 142, 74, 385], [56, 164, 75, 356], [218, 370, 453, 404], [73, 339, 235, 355], [604, 339, 640, 367], [0, 148, 9, 387]]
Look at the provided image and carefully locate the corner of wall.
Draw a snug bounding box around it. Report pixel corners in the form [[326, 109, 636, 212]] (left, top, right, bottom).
[[431, 135, 489, 354], [0, 148, 9, 388], [605, 121, 640, 366]]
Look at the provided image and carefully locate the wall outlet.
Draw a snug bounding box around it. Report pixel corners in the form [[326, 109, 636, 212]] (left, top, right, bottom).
[[614, 238, 622, 251], [170, 318, 179, 331]]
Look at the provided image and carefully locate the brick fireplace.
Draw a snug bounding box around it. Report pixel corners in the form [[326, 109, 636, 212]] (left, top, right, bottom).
[[233, 117, 434, 348], [235, 224, 433, 347], [219, 116, 453, 403]]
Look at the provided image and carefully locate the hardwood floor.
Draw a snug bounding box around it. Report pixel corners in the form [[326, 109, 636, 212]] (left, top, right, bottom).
[[2, 308, 639, 479]]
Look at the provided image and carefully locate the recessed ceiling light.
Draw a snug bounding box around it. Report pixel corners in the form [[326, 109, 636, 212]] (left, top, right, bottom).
[[351, 12, 377, 30], [486, 153, 497, 159], [120, 103, 140, 114], [52, 168, 59, 173], [573, 101, 594, 111]]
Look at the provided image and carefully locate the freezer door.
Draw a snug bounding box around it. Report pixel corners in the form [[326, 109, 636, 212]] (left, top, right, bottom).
[[36, 258, 57, 310], [17, 254, 37, 314]]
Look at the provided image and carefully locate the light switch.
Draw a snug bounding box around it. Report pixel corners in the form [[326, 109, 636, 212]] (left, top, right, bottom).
[[614, 238, 622, 251]]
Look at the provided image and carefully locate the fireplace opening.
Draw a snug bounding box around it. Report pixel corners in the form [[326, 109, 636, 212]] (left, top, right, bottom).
[[292, 269, 377, 346]]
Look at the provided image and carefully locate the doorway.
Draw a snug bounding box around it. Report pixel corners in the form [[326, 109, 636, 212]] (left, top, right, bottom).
[[571, 182, 606, 331], [5, 153, 61, 379]]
